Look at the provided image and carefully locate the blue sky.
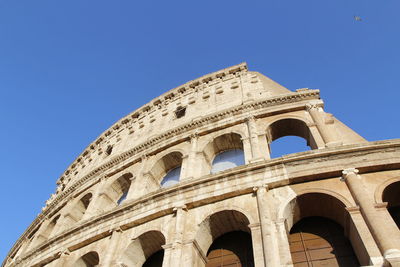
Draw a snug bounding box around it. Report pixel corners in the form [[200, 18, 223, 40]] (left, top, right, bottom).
[[1, 0, 399, 261]]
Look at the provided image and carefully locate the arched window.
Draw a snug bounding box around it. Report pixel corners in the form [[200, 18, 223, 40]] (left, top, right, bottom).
[[150, 152, 183, 188], [204, 133, 245, 174], [119, 231, 165, 267], [270, 136, 310, 158], [383, 181, 400, 228], [211, 149, 245, 174], [161, 166, 181, 187], [266, 119, 316, 158], [111, 173, 132, 206], [74, 251, 99, 267]]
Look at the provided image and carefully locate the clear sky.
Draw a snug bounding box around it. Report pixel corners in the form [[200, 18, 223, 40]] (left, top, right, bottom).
[[1, 0, 399, 261]]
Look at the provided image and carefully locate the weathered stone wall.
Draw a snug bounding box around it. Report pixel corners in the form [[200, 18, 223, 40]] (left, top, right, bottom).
[[4, 63, 400, 267]]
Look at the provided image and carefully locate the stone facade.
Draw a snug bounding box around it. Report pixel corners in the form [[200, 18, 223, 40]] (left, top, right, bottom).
[[3, 63, 400, 267]]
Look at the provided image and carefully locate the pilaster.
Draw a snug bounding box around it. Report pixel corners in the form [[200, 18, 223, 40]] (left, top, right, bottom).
[[253, 184, 280, 267], [306, 104, 341, 147]]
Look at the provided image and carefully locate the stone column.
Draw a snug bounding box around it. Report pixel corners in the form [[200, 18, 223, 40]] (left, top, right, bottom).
[[181, 239, 207, 267], [253, 185, 280, 267], [82, 176, 108, 220], [161, 243, 173, 267], [306, 104, 340, 147], [248, 223, 265, 267], [246, 116, 263, 162], [125, 174, 137, 200], [182, 133, 200, 180], [342, 168, 400, 265], [169, 205, 187, 265], [275, 218, 293, 267], [127, 156, 148, 200], [100, 227, 124, 266], [345, 206, 384, 266]]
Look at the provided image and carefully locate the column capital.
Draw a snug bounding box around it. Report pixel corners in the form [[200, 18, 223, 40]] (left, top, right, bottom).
[[173, 204, 187, 213], [140, 154, 150, 162], [341, 168, 359, 180], [189, 131, 199, 140], [98, 174, 108, 183], [59, 248, 71, 258], [253, 184, 269, 193], [245, 115, 256, 122], [109, 226, 123, 235]]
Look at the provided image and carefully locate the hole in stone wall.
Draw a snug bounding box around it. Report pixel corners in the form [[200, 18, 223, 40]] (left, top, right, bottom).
[[105, 145, 113, 156], [174, 106, 186, 119]]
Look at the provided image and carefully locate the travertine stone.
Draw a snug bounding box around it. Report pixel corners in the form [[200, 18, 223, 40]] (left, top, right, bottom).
[[4, 63, 400, 267]]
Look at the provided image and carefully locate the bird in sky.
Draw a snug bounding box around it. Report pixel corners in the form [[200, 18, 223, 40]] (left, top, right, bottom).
[[354, 16, 362, 21]]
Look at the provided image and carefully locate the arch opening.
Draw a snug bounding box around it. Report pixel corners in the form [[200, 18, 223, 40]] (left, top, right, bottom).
[[195, 210, 253, 266], [206, 231, 254, 267], [289, 217, 359, 266], [120, 230, 165, 267], [69, 193, 93, 222], [109, 173, 132, 206], [42, 214, 60, 240], [283, 193, 361, 266], [204, 133, 245, 174], [266, 119, 316, 158], [160, 166, 181, 187], [383, 181, 400, 228], [74, 251, 99, 267], [151, 152, 183, 188]]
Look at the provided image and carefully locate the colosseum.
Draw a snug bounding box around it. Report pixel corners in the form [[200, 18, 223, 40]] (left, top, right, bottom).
[[3, 63, 400, 267]]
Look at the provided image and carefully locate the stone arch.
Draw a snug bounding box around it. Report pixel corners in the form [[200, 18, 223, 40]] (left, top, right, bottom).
[[66, 192, 93, 223], [280, 191, 350, 230], [265, 117, 317, 157], [148, 151, 183, 187], [99, 173, 133, 210], [73, 251, 100, 267], [202, 132, 245, 174], [281, 192, 362, 266], [41, 214, 60, 240], [119, 230, 166, 267], [374, 176, 400, 203], [382, 180, 400, 228], [194, 209, 252, 257]]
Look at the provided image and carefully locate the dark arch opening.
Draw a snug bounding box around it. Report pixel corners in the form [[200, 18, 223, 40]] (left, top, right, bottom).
[[75, 251, 99, 267], [206, 231, 254, 267], [289, 217, 359, 267], [120, 230, 165, 266], [266, 119, 316, 158], [142, 250, 164, 267], [383, 181, 400, 228]]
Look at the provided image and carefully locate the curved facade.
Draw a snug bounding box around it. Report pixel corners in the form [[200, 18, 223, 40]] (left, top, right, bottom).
[[3, 63, 400, 267]]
